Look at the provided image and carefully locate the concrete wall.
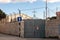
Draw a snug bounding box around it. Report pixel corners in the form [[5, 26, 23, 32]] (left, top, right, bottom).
[[0, 21, 24, 37], [0, 18, 60, 38], [46, 19, 59, 37]]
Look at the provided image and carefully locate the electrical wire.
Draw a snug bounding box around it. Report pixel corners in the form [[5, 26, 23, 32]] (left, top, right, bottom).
[[20, 7, 45, 11]]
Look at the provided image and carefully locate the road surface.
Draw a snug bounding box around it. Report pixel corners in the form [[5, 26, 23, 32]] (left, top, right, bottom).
[[0, 33, 59, 40]]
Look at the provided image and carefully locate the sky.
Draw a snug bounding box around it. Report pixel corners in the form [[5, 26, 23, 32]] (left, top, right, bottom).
[[0, 0, 60, 19]]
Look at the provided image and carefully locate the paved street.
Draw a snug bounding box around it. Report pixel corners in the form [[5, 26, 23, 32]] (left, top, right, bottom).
[[0, 34, 59, 40]]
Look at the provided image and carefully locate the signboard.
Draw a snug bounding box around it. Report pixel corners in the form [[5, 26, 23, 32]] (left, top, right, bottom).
[[17, 17, 22, 22]]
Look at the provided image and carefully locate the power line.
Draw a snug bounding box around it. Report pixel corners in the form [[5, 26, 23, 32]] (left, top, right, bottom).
[[20, 7, 45, 11], [48, 8, 55, 13]]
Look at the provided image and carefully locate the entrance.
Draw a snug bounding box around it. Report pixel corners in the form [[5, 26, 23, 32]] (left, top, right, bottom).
[[24, 19, 45, 38]]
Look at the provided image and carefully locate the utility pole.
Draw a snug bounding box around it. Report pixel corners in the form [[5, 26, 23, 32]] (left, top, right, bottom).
[[45, 0, 48, 38], [18, 9, 21, 37], [18, 9, 21, 17], [46, 0, 48, 19], [33, 10, 36, 19]]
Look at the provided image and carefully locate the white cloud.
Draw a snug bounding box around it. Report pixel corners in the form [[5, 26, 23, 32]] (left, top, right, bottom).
[[0, 0, 37, 3], [0, 0, 11, 3], [43, 0, 60, 3]]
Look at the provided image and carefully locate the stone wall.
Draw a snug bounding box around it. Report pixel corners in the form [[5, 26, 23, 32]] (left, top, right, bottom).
[[0, 21, 24, 37], [45, 19, 59, 37]]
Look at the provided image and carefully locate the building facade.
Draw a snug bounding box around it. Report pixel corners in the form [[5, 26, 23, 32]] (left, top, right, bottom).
[[7, 13, 33, 22]]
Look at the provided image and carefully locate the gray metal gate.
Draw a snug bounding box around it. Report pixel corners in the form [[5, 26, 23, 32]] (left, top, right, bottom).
[[24, 19, 45, 38]]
